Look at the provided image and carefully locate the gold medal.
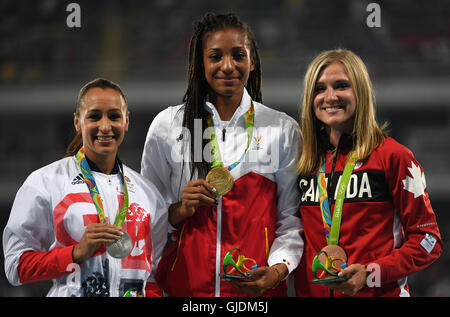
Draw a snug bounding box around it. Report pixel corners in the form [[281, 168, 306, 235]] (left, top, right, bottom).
[[206, 167, 234, 196]]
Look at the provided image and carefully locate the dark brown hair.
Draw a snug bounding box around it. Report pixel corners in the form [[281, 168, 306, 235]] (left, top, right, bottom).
[[65, 78, 127, 157], [182, 12, 262, 179]]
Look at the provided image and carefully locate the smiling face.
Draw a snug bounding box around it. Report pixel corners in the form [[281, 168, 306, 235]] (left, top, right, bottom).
[[202, 27, 255, 101], [74, 87, 129, 167], [313, 61, 357, 139]]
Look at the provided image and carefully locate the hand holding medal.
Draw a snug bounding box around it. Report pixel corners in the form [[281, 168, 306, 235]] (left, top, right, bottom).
[[169, 103, 255, 226], [105, 229, 133, 259], [168, 179, 217, 225], [75, 147, 133, 259], [72, 223, 124, 263], [205, 167, 234, 196]]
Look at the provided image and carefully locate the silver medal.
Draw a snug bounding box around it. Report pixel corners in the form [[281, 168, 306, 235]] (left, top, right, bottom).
[[106, 231, 133, 259]]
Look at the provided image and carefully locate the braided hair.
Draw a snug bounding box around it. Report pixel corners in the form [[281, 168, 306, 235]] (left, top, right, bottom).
[[182, 12, 262, 179]]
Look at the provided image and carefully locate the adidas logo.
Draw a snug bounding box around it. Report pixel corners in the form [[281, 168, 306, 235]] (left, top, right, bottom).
[[71, 173, 85, 185]]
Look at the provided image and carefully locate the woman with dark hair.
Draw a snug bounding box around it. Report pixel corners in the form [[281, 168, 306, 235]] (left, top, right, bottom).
[[3, 78, 168, 297], [294, 49, 442, 297], [141, 12, 303, 296]]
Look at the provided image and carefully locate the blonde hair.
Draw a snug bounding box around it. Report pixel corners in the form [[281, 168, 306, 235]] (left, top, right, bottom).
[[297, 49, 387, 177]]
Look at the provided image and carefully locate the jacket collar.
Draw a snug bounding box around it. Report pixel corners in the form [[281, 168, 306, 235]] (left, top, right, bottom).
[[319, 128, 355, 152], [204, 88, 252, 127], [85, 155, 120, 175]]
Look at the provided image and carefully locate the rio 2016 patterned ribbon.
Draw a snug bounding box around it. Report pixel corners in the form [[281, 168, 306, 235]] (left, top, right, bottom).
[[75, 147, 129, 227], [317, 151, 357, 245], [205, 101, 255, 171]]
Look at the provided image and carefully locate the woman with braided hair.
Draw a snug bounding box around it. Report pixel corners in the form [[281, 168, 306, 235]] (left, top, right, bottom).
[[141, 12, 303, 296]]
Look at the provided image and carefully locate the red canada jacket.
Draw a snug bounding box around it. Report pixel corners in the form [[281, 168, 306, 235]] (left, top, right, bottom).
[[294, 134, 442, 297]]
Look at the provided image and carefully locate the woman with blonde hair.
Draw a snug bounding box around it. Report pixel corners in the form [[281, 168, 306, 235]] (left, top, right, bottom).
[[294, 49, 442, 296]]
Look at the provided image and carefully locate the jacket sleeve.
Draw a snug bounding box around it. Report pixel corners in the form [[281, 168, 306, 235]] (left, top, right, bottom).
[[144, 188, 168, 297], [141, 108, 178, 207], [3, 173, 74, 285], [147, 183, 169, 283], [17, 247, 75, 284], [141, 107, 187, 233], [268, 116, 304, 276], [374, 144, 443, 284], [145, 281, 163, 297]]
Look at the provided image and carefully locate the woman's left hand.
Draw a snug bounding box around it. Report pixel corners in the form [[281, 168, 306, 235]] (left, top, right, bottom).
[[322, 263, 367, 296], [228, 263, 287, 296]]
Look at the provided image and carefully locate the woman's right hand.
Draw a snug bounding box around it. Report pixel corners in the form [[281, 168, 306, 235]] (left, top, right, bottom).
[[72, 223, 123, 263], [169, 179, 217, 226]]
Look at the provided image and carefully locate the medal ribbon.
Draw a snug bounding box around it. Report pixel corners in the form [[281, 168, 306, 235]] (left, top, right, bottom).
[[75, 147, 129, 227], [317, 151, 357, 245], [205, 101, 255, 170]]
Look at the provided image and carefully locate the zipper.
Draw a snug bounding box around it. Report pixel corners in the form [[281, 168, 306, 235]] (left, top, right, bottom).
[[106, 174, 120, 297], [222, 128, 226, 142], [110, 258, 120, 297], [214, 197, 223, 297], [327, 151, 339, 206]]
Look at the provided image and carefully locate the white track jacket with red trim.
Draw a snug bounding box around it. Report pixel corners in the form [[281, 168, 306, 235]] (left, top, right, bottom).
[[3, 156, 168, 297], [141, 88, 304, 296]]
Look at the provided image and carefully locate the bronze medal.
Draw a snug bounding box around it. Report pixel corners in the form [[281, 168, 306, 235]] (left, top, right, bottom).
[[317, 245, 347, 275], [206, 167, 234, 196]]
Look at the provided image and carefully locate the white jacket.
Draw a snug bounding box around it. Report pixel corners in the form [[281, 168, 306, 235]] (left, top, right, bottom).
[[141, 88, 304, 296], [3, 156, 168, 297]]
